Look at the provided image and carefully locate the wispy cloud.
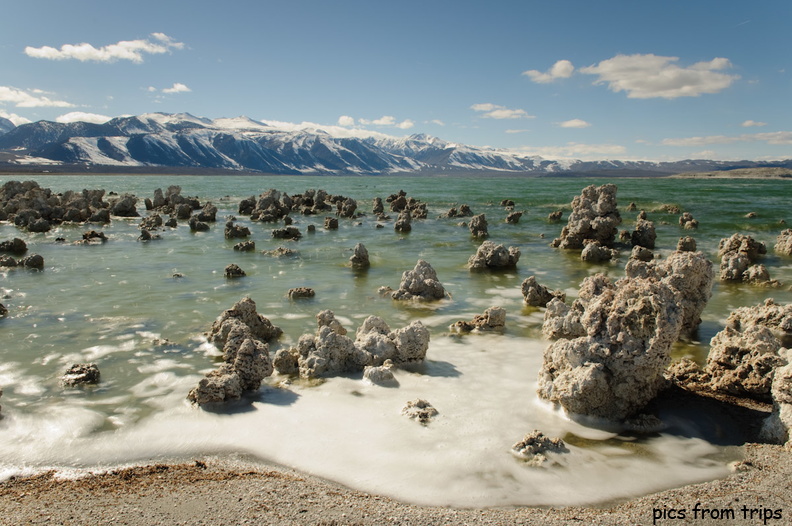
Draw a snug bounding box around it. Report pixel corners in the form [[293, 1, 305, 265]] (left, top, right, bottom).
[[741, 120, 767, 127], [0, 86, 74, 108], [662, 131, 792, 146], [558, 119, 591, 128], [427, 119, 445, 126], [25, 33, 185, 63], [471, 103, 534, 119], [522, 60, 575, 84], [358, 115, 414, 129], [505, 129, 528, 134], [580, 54, 739, 99], [517, 142, 626, 160], [55, 111, 112, 124]]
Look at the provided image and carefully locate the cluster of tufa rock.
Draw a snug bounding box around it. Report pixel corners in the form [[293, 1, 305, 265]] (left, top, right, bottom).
[[776, 229, 792, 256], [551, 184, 622, 250], [272, 310, 430, 380], [624, 249, 715, 338], [718, 233, 775, 285], [669, 299, 791, 402], [467, 241, 520, 270], [188, 297, 282, 406], [390, 260, 446, 301], [538, 272, 687, 420]]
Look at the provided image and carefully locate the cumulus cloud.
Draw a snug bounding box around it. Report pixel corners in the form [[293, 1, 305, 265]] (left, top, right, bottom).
[[662, 131, 792, 146], [522, 60, 575, 83], [0, 110, 32, 126], [580, 54, 739, 99], [337, 115, 355, 126], [396, 119, 415, 130], [24, 33, 185, 63], [0, 86, 74, 108], [162, 82, 191, 94], [558, 119, 591, 128], [742, 120, 767, 127], [471, 103, 533, 119], [55, 111, 112, 124]]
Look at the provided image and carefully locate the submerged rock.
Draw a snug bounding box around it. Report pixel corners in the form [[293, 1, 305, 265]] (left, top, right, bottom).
[[188, 297, 281, 406], [511, 431, 568, 466], [0, 238, 27, 254], [679, 212, 699, 230], [538, 274, 683, 420], [224, 263, 246, 278], [521, 276, 565, 308], [394, 209, 412, 233], [391, 260, 446, 301], [224, 221, 250, 239], [580, 241, 617, 263], [61, 363, 100, 386], [349, 243, 370, 269], [288, 287, 315, 299], [551, 184, 621, 250], [450, 306, 506, 333], [401, 398, 438, 424], [467, 240, 520, 270], [469, 214, 488, 238]]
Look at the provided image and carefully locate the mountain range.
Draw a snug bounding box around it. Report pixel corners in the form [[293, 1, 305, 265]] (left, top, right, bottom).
[[0, 112, 789, 176]]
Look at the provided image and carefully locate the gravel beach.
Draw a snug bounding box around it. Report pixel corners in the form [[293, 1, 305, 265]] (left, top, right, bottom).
[[1, 443, 790, 526]]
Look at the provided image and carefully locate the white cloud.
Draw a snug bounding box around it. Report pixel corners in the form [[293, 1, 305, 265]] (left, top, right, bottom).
[[517, 142, 627, 160], [558, 119, 591, 128], [505, 129, 528, 134], [522, 60, 575, 83], [337, 115, 355, 126], [25, 33, 185, 63], [427, 119, 445, 126], [0, 110, 32, 126], [580, 54, 739, 99], [741, 120, 767, 127], [0, 86, 74, 108], [356, 115, 414, 129], [162, 82, 191, 94], [471, 103, 533, 119], [662, 131, 792, 146], [55, 111, 112, 124]]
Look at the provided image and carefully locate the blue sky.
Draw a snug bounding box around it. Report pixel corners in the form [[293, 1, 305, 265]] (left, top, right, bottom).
[[2, 0, 790, 161]]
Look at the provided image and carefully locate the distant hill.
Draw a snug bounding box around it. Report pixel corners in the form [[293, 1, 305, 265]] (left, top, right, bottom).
[[1, 112, 790, 176]]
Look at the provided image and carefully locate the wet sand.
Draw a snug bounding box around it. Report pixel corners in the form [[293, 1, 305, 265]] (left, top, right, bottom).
[[0, 442, 788, 526]]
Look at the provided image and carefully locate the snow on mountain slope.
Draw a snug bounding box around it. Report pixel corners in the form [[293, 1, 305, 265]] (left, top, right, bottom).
[[1, 112, 788, 175]]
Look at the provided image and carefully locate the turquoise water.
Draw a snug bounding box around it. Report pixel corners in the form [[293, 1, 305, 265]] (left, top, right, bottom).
[[0, 174, 790, 506]]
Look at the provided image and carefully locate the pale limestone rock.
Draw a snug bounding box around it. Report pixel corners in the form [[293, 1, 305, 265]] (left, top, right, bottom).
[[521, 276, 566, 308], [467, 240, 520, 270]]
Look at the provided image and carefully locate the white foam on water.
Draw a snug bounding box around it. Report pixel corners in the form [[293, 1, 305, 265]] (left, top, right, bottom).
[[0, 334, 731, 507]]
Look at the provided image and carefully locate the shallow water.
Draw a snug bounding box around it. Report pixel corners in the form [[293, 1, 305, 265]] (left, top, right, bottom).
[[0, 174, 790, 506]]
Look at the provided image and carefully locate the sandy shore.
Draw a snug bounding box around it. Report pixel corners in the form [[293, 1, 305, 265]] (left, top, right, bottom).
[[0, 442, 789, 526]]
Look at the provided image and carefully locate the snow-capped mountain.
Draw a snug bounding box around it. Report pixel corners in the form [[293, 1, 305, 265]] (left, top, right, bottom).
[[0, 117, 15, 135], [0, 112, 788, 176]]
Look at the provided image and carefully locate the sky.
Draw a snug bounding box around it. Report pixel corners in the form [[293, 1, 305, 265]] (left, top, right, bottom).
[[1, 0, 790, 162]]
